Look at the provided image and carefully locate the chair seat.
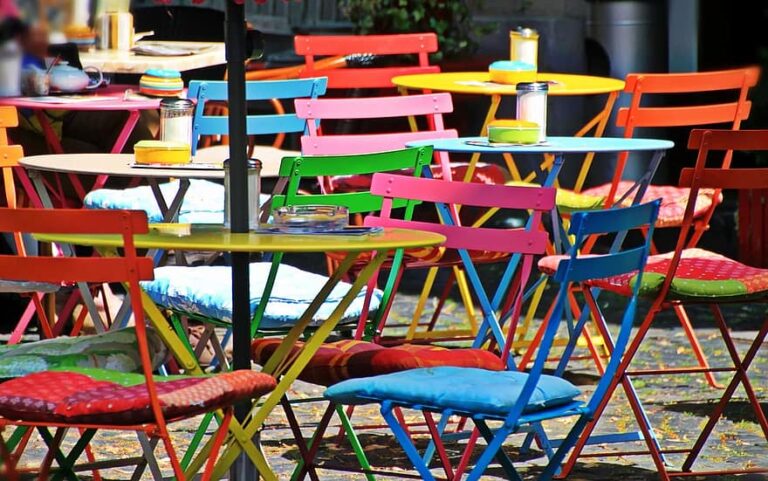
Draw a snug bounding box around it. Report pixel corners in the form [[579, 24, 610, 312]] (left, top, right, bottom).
[[141, 263, 382, 329], [539, 248, 768, 300], [84, 179, 270, 224], [328, 162, 508, 193], [505, 181, 605, 213], [325, 245, 508, 269], [251, 339, 503, 386], [581, 182, 720, 227], [0, 327, 168, 379], [324, 367, 581, 416], [0, 369, 276, 425]]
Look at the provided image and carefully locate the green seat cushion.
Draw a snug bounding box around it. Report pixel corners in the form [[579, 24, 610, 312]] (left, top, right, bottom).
[[0, 327, 168, 379]]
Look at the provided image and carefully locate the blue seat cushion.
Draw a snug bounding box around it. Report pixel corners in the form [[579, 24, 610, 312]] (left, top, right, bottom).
[[84, 179, 270, 224], [141, 262, 382, 330], [324, 367, 582, 416]]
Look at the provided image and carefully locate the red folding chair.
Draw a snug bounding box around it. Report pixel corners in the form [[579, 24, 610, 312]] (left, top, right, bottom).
[[295, 33, 439, 91], [0, 207, 276, 481], [562, 129, 768, 479]]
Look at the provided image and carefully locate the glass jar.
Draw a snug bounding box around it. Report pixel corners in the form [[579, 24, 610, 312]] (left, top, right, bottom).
[[509, 27, 539, 70], [224, 158, 262, 231], [159, 97, 194, 146], [516, 81, 548, 143]]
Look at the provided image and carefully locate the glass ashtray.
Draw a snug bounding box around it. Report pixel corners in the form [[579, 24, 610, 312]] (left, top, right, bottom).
[[272, 205, 349, 233]]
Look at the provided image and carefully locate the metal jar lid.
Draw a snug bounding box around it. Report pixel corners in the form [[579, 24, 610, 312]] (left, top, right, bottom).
[[223, 159, 262, 170], [516, 27, 539, 38], [159, 97, 194, 110], [516, 81, 549, 92]]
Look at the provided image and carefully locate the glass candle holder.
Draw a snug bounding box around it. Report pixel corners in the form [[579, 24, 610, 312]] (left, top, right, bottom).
[[510, 27, 539, 70]]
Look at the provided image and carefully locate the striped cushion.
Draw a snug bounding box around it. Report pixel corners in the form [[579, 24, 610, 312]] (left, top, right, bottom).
[[252, 339, 503, 386]]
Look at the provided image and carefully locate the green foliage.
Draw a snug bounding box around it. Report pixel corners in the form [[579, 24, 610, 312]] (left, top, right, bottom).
[[342, 0, 493, 60]]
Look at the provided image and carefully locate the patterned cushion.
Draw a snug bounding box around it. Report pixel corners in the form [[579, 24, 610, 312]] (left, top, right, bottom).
[[251, 339, 504, 386], [328, 162, 508, 193], [539, 248, 768, 300], [506, 181, 605, 213], [0, 327, 168, 379], [582, 182, 721, 227], [0, 370, 276, 424], [324, 367, 582, 415], [0, 280, 59, 294], [141, 263, 382, 329], [84, 179, 270, 224]]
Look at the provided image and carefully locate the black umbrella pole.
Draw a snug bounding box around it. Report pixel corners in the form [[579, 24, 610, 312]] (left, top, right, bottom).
[[225, 1, 256, 479]]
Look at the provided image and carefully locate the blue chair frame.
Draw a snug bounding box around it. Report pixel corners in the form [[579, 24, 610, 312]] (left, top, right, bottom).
[[325, 200, 660, 481], [188, 78, 327, 155]]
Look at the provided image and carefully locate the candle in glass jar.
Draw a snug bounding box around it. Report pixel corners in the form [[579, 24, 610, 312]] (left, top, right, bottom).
[[159, 98, 194, 146], [516, 82, 548, 142]]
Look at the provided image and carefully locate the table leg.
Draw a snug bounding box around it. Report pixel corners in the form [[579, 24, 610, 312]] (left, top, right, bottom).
[[90, 110, 141, 192], [29, 169, 105, 331], [572, 91, 619, 192], [204, 251, 389, 480]]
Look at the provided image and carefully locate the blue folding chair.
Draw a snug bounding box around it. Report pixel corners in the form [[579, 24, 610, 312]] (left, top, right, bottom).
[[83, 77, 328, 224], [324, 199, 661, 480]]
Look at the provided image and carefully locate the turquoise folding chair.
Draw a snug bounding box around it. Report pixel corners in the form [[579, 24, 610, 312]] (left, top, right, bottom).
[[325, 184, 661, 480], [83, 77, 327, 224]]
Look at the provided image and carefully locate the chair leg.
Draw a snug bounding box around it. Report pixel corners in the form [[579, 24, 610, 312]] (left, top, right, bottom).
[[201, 409, 234, 481], [280, 397, 320, 481], [290, 402, 335, 481], [133, 433, 163, 481], [466, 420, 521, 481], [0, 431, 19, 481], [380, 402, 437, 481], [423, 411, 454, 480], [681, 310, 768, 472], [672, 304, 721, 388], [406, 267, 439, 340]]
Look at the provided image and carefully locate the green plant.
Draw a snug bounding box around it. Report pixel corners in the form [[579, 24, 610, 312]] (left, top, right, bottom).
[[342, 0, 493, 60]]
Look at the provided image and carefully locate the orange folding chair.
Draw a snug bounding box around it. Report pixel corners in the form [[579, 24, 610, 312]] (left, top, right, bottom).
[[578, 67, 760, 387]]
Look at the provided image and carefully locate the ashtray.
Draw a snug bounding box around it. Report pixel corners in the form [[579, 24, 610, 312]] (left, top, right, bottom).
[[272, 205, 349, 233]]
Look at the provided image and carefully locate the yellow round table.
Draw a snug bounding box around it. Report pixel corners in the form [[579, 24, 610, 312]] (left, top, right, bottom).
[[393, 71, 625, 188], [36, 224, 445, 480]]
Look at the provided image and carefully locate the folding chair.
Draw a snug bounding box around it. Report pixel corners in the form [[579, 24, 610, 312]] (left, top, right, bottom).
[[295, 33, 439, 91], [83, 78, 327, 224], [0, 207, 276, 481], [263, 175, 555, 479], [520, 67, 761, 387], [296, 93, 509, 343], [562, 129, 768, 479], [324, 197, 660, 480]]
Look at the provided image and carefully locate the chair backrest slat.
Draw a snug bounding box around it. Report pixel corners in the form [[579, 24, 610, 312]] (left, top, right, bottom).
[[687, 128, 768, 151], [617, 102, 752, 128], [295, 33, 438, 89], [558, 246, 651, 283], [295, 94, 452, 120], [623, 68, 760, 94], [188, 78, 328, 155], [271, 147, 432, 214], [300, 130, 457, 156], [367, 174, 555, 253], [0, 208, 153, 284], [370, 173, 555, 211]]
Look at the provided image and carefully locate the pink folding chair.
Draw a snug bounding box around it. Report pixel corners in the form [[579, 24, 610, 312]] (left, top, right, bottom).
[[295, 93, 509, 342]]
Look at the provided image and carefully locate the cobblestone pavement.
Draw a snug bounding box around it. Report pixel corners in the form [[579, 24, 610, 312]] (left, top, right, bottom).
[[11, 290, 768, 480]]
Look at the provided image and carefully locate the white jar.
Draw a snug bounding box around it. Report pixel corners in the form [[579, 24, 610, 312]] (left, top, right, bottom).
[[0, 40, 22, 97], [516, 81, 548, 143], [160, 98, 194, 146]]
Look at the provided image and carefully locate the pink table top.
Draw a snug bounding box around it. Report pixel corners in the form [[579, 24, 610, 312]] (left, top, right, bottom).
[[0, 84, 164, 111]]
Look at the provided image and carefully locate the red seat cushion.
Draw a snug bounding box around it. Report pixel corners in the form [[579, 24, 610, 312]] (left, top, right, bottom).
[[0, 370, 276, 425], [328, 162, 508, 193], [252, 339, 504, 386], [538, 248, 768, 300], [581, 182, 721, 228]]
